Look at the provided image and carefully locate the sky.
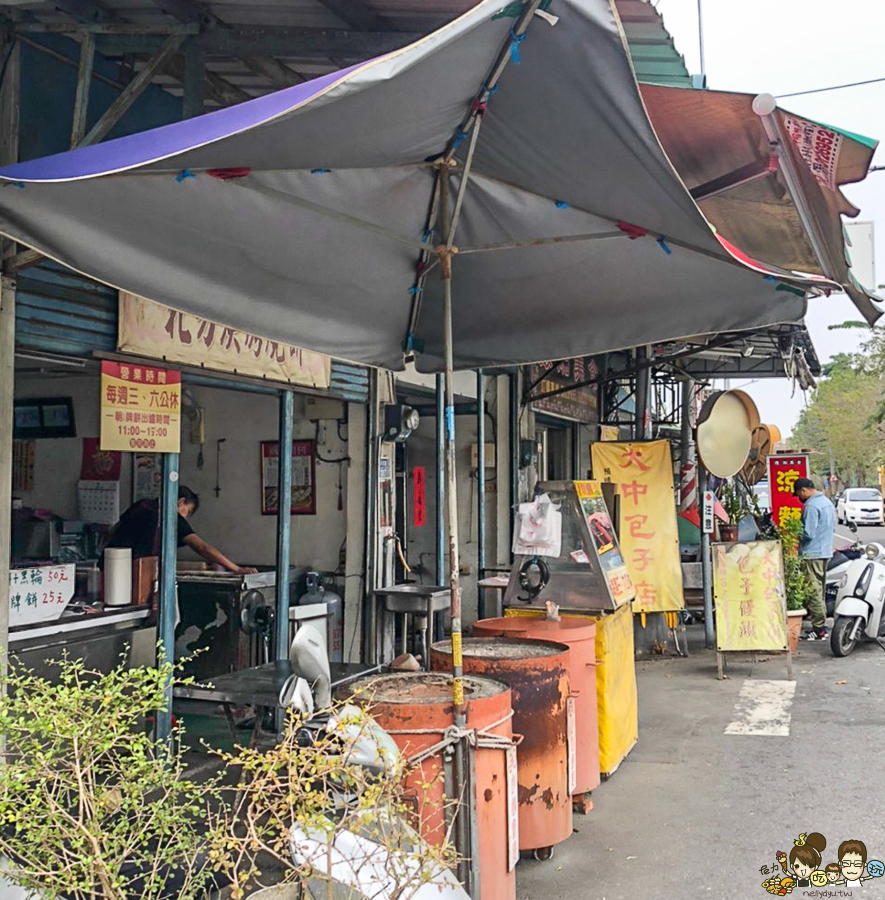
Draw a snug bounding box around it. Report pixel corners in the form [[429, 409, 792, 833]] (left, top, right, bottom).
[[652, 0, 885, 435]]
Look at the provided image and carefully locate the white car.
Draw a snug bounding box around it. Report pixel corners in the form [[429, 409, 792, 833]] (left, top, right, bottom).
[[837, 488, 884, 526]]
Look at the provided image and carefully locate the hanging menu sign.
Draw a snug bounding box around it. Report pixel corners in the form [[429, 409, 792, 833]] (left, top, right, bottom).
[[100, 361, 181, 453]]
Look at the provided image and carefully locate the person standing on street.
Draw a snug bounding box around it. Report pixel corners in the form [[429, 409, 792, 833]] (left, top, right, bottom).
[[793, 477, 835, 641]]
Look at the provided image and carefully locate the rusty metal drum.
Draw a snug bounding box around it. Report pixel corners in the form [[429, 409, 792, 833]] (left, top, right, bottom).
[[339, 672, 516, 900], [431, 637, 572, 855], [472, 616, 600, 806]]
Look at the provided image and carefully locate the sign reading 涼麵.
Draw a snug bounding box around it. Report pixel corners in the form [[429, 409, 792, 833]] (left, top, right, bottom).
[[768, 454, 810, 528], [119, 292, 331, 389], [100, 360, 181, 453], [713, 541, 788, 652], [590, 440, 684, 613]]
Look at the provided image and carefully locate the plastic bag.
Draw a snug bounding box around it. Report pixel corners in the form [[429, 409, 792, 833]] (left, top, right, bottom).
[[512, 492, 562, 557]]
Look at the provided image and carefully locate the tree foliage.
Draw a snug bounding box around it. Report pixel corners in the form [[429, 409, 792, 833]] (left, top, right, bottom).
[[791, 325, 885, 486]]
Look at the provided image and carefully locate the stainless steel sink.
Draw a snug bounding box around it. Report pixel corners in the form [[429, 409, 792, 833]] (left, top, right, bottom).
[[374, 584, 450, 614]]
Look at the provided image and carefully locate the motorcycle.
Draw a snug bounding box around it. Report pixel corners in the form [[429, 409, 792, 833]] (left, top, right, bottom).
[[830, 541, 885, 657], [825, 538, 864, 617]]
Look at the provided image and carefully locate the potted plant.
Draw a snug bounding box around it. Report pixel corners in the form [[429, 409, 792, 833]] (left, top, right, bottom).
[[719, 483, 746, 543], [0, 656, 224, 900], [778, 515, 815, 652]]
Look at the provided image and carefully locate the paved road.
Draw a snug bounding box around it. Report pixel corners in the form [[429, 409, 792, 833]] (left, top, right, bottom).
[[516, 626, 885, 900], [835, 521, 885, 548]]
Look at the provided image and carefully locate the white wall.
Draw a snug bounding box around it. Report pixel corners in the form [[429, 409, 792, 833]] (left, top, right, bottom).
[[13, 372, 353, 573]]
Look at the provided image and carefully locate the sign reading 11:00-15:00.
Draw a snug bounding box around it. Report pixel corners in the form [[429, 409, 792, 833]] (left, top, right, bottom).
[[99, 360, 181, 453]]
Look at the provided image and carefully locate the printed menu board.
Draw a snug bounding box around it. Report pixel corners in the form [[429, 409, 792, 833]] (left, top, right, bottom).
[[574, 481, 635, 607]]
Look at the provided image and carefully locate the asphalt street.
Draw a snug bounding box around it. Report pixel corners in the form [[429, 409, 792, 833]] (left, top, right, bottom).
[[517, 623, 885, 900]]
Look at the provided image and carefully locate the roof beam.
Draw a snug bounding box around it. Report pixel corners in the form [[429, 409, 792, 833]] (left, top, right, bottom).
[[96, 27, 421, 59], [14, 22, 198, 34], [240, 56, 305, 87], [313, 0, 390, 31], [80, 32, 185, 145]]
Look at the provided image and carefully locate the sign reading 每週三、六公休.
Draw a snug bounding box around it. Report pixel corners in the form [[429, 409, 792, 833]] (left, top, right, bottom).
[[118, 292, 331, 389], [100, 361, 181, 453], [768, 454, 810, 528]]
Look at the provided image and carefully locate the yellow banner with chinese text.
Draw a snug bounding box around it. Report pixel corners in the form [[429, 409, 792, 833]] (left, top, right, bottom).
[[100, 360, 181, 453], [118, 292, 331, 389], [712, 541, 788, 651], [590, 440, 684, 612]]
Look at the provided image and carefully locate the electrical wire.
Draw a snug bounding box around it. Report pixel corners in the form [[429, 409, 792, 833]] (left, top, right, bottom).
[[776, 75, 885, 99], [314, 420, 350, 464]]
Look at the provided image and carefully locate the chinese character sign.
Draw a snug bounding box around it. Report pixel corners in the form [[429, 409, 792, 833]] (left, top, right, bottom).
[[590, 440, 684, 612], [713, 541, 788, 652], [119, 292, 331, 389], [8, 565, 75, 628], [100, 361, 181, 453], [768, 454, 809, 528]]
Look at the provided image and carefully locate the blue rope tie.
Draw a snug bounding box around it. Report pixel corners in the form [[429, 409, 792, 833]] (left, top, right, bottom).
[[408, 286, 423, 295], [310, 168, 331, 174], [451, 130, 470, 150], [657, 237, 672, 255], [421, 228, 433, 242], [764, 274, 778, 283], [554, 200, 570, 209], [175, 169, 195, 182], [4, 181, 24, 189], [510, 29, 526, 64], [482, 82, 499, 96]]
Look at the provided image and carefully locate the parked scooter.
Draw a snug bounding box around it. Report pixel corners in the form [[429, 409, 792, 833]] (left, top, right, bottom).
[[831, 540, 885, 657], [826, 536, 864, 617]]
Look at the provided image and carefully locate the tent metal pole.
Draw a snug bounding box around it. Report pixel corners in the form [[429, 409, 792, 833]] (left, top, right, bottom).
[[275, 390, 294, 663], [439, 168, 478, 898], [476, 369, 486, 619], [156, 450, 180, 747], [698, 462, 715, 648], [436, 373, 446, 586], [509, 371, 519, 555], [0, 276, 15, 714]]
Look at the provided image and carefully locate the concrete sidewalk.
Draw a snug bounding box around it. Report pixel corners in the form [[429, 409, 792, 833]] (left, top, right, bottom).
[[516, 625, 885, 899]]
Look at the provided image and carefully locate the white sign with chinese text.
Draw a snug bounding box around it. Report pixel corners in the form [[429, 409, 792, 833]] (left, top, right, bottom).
[[8, 565, 76, 628], [119, 292, 331, 389]]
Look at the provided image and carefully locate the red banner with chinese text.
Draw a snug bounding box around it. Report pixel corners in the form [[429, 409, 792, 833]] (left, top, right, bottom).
[[591, 440, 684, 612], [767, 454, 810, 528]]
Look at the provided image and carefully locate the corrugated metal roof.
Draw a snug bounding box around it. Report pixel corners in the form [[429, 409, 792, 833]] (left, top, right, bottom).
[[613, 0, 692, 87]]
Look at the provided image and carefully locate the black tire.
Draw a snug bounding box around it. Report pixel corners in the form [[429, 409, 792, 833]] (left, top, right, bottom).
[[831, 615, 860, 657]]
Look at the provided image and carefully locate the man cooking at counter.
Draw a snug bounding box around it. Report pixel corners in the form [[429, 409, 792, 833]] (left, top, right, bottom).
[[103, 485, 256, 575]]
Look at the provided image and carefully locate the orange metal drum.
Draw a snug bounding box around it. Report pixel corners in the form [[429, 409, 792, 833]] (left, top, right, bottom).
[[473, 617, 600, 802], [431, 637, 572, 854], [341, 672, 516, 900]]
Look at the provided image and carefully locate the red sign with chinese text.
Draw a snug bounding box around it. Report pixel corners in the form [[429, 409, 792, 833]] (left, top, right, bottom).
[[413, 466, 426, 527], [767, 454, 810, 528]]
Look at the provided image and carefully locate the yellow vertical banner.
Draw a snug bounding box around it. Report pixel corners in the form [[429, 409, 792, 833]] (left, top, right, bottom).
[[713, 541, 788, 651], [590, 440, 684, 612]]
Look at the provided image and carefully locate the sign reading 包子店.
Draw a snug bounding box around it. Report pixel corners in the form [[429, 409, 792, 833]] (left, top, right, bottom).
[[118, 292, 332, 389]]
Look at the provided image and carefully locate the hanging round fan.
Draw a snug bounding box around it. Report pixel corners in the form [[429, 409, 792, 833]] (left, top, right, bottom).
[[741, 423, 783, 485]]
